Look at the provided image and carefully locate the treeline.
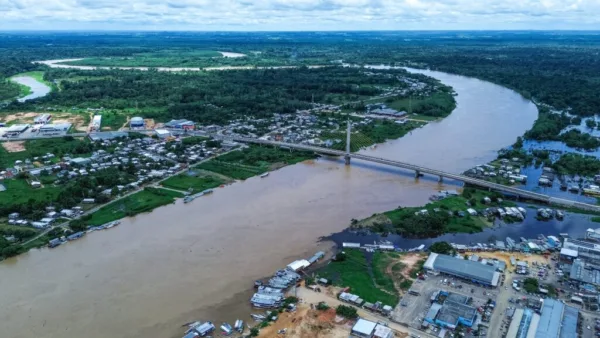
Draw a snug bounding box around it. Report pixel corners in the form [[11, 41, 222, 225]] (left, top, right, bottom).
[[6, 67, 421, 124], [553, 153, 600, 177]]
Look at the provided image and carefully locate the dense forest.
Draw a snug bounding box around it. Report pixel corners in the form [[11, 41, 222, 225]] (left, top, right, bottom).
[[6, 66, 443, 124], [1, 31, 600, 135]]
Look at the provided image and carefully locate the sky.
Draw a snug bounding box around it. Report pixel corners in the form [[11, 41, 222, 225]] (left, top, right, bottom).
[[1, 0, 600, 31]]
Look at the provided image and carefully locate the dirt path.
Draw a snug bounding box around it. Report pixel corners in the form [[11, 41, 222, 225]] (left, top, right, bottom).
[[120, 116, 130, 131], [398, 253, 424, 279], [385, 261, 406, 293]]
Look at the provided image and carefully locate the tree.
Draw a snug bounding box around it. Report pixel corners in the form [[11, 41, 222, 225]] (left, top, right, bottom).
[[249, 327, 259, 337], [513, 136, 523, 149], [336, 305, 358, 319], [523, 278, 539, 293], [316, 302, 330, 311], [429, 241, 455, 255], [586, 119, 597, 129]]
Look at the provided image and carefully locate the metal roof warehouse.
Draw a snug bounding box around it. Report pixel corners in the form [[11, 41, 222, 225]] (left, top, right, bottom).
[[424, 253, 501, 287]]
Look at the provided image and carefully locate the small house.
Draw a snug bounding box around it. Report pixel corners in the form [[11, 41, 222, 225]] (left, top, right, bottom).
[[351, 319, 377, 338], [30, 181, 41, 188]]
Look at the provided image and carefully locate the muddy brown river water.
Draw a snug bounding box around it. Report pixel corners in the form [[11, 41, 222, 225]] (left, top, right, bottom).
[[0, 69, 538, 338]]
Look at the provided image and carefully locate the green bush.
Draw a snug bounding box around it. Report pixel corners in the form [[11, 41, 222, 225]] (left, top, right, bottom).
[[336, 305, 358, 319], [316, 302, 330, 311]]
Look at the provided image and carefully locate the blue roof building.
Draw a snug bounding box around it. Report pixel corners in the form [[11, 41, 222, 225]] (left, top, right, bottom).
[[559, 305, 579, 338]]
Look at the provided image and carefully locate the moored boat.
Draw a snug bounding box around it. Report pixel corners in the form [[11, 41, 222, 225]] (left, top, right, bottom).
[[185, 321, 215, 337], [220, 322, 233, 336], [260, 172, 269, 178], [234, 319, 244, 332]]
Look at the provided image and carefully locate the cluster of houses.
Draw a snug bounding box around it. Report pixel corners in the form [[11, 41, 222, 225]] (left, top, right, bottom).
[[428, 190, 532, 222], [466, 158, 527, 184], [1, 134, 230, 231], [8, 206, 86, 229], [450, 234, 563, 254]]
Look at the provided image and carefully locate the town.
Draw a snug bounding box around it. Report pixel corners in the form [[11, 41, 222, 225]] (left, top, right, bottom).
[[182, 230, 600, 338]]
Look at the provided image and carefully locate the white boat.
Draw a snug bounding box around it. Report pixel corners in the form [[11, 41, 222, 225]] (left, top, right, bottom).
[[260, 172, 269, 178], [251, 314, 266, 321], [234, 319, 244, 332], [220, 322, 233, 336], [186, 321, 215, 337]]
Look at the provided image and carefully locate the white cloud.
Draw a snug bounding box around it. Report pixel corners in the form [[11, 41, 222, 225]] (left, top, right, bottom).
[[1, 0, 600, 30]]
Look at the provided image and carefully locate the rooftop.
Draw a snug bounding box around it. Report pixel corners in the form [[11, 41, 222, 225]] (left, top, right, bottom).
[[436, 300, 477, 327], [89, 131, 129, 141], [569, 259, 600, 285], [424, 253, 500, 286], [535, 299, 564, 338], [373, 324, 393, 338], [560, 305, 579, 338], [352, 319, 376, 336], [560, 247, 578, 258]]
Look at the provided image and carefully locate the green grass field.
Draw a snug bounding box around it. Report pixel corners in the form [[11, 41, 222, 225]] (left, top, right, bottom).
[[196, 161, 264, 180], [0, 179, 61, 209], [317, 249, 399, 306], [87, 188, 182, 226], [161, 172, 226, 193], [99, 111, 127, 130], [197, 146, 315, 180]]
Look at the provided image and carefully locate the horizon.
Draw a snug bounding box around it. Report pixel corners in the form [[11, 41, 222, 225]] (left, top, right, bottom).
[[3, 0, 600, 31]]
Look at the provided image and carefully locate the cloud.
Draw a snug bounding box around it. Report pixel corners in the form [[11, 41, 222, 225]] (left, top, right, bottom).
[[1, 0, 599, 30]]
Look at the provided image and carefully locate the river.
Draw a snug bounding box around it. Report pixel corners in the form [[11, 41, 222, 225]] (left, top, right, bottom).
[[10, 76, 51, 102], [34, 59, 323, 72], [0, 69, 539, 338]]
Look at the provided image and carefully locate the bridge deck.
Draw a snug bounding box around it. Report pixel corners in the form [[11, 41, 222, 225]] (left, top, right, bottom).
[[225, 136, 600, 212]]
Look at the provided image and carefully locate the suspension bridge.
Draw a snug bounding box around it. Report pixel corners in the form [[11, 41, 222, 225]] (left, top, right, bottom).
[[3, 123, 600, 211], [217, 121, 600, 212]]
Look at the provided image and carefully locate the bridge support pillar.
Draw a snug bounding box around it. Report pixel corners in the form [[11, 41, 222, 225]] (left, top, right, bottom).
[[344, 155, 351, 165], [415, 170, 420, 178], [438, 176, 443, 183]]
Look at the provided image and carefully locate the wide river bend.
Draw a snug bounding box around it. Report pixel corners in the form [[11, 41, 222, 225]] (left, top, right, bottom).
[[0, 69, 538, 338]]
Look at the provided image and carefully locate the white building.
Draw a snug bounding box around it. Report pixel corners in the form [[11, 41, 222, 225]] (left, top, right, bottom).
[[155, 129, 171, 139], [92, 115, 102, 131], [351, 319, 377, 337]]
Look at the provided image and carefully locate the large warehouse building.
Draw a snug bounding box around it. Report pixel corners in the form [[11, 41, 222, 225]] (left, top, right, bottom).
[[424, 253, 501, 287], [506, 299, 578, 338]]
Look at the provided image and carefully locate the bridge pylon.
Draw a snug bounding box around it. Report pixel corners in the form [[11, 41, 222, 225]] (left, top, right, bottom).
[[345, 120, 351, 165]]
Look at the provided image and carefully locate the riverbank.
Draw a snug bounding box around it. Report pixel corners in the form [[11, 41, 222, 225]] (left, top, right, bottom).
[[353, 188, 518, 238], [9, 72, 51, 102], [0, 66, 543, 338]]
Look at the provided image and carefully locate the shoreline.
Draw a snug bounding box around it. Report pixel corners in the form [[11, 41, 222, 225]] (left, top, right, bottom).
[[0, 65, 547, 338]]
